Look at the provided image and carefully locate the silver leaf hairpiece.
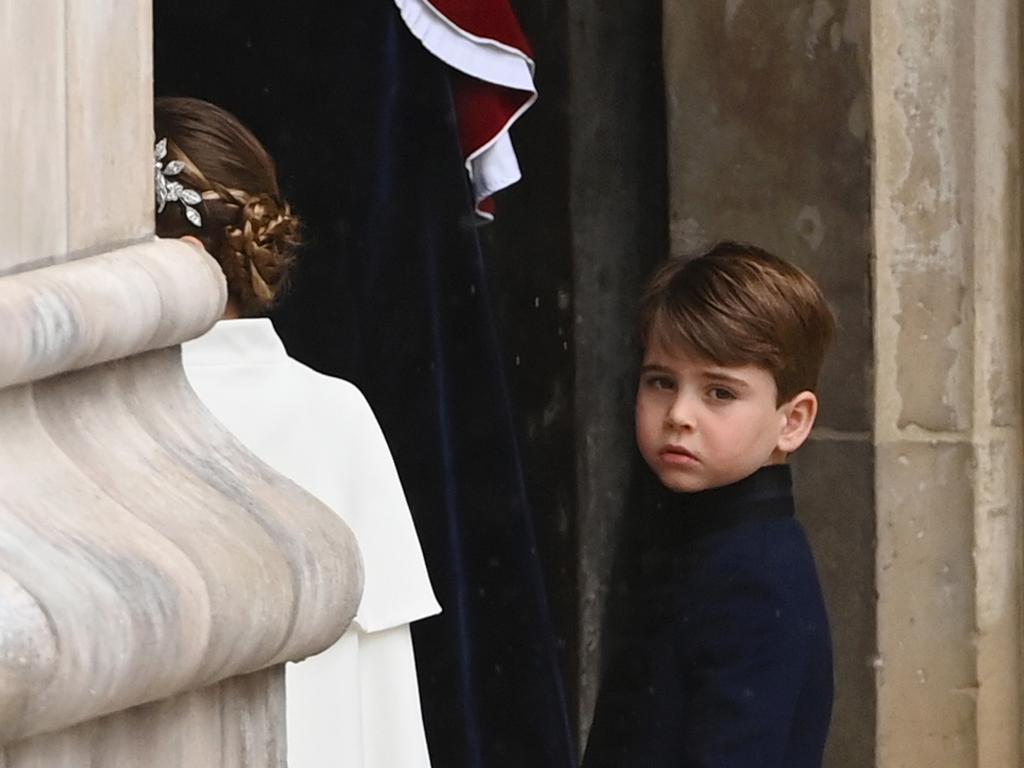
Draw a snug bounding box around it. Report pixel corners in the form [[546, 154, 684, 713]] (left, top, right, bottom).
[[155, 138, 203, 227]]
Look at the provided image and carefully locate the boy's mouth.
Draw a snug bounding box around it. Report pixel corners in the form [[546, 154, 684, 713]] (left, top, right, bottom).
[[659, 445, 699, 464]]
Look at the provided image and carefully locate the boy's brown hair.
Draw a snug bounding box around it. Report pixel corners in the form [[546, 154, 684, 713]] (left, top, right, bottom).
[[639, 241, 834, 404]]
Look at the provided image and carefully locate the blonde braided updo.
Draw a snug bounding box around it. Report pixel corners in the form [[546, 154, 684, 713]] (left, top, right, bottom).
[[154, 97, 301, 316]]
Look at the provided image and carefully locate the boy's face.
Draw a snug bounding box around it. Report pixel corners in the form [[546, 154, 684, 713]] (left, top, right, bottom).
[[636, 338, 793, 493]]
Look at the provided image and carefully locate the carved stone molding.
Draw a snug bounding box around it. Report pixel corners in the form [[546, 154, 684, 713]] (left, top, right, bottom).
[[0, 239, 223, 389], [0, 239, 363, 749]]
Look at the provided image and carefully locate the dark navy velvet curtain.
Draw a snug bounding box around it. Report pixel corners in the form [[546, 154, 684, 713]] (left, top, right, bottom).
[[155, 3, 576, 766]]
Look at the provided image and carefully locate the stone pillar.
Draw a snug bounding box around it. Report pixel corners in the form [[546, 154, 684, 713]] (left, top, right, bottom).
[[0, 1, 363, 763], [872, 0, 1022, 765]]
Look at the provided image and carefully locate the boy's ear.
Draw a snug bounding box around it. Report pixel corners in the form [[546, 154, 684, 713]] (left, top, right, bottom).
[[777, 390, 818, 454]]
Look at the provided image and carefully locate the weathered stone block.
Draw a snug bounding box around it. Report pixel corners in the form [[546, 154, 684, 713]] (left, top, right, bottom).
[[0, 0, 67, 274], [66, 0, 153, 251], [876, 440, 976, 767], [889, 270, 971, 432], [872, 0, 975, 435]]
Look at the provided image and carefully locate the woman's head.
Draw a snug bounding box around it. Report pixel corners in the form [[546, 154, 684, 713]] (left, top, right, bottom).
[[154, 97, 300, 316]]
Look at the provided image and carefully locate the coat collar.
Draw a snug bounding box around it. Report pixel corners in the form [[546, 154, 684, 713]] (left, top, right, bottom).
[[652, 464, 795, 541], [180, 318, 287, 366]]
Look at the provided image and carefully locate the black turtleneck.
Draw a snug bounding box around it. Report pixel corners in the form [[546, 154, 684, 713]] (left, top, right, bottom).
[[651, 463, 796, 541], [583, 464, 834, 768]]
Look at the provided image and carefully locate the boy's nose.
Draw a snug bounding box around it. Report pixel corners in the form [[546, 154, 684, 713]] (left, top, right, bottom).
[[665, 394, 696, 430]]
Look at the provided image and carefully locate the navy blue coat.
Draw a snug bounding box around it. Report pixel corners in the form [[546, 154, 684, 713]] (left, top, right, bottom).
[[583, 465, 833, 768]]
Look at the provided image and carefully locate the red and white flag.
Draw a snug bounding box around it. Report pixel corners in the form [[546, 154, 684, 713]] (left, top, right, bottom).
[[395, 0, 537, 220]]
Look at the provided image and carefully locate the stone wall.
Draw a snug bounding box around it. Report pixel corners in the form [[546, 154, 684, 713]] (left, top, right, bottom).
[[873, 0, 1022, 765]]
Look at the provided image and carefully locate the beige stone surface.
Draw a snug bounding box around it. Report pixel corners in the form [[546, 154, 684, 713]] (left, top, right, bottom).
[[891, 272, 970, 431], [967, 5, 1022, 756], [0, 0, 67, 275], [873, 0, 1022, 765], [872, 1, 974, 436], [0, 239, 225, 390], [0, 667, 286, 767], [66, 0, 153, 251], [876, 442, 977, 766]]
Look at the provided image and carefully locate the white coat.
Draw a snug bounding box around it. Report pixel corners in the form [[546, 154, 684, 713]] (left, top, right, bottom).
[[182, 318, 440, 767]]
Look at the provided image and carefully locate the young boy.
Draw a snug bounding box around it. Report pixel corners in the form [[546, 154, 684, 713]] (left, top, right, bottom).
[[583, 241, 835, 767]]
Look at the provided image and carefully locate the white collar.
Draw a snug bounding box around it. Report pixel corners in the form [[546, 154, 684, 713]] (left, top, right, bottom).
[[181, 318, 288, 366]]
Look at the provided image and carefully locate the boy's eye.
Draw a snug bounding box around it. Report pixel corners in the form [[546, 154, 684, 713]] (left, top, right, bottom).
[[709, 387, 736, 401], [644, 375, 674, 391]]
